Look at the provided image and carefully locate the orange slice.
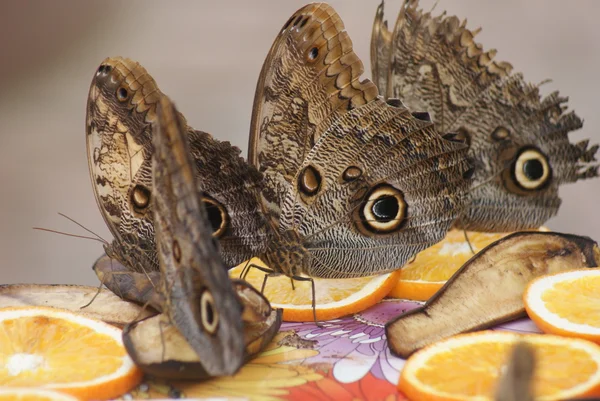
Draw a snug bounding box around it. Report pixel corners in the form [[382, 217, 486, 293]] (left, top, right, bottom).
[[399, 331, 600, 401], [0, 307, 142, 400], [524, 268, 600, 344], [388, 230, 510, 301], [389, 228, 547, 301], [229, 258, 401, 321], [0, 388, 80, 401]]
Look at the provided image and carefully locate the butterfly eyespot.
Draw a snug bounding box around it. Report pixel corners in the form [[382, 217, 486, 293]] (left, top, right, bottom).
[[130, 185, 151, 211], [491, 126, 510, 141], [356, 184, 406, 235], [202, 196, 229, 238], [116, 87, 129, 102], [307, 47, 319, 62], [200, 289, 219, 335], [298, 165, 322, 196], [172, 240, 181, 263], [511, 147, 552, 190], [342, 166, 362, 182]]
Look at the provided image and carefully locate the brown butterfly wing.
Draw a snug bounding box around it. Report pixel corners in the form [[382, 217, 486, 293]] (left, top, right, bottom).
[[152, 95, 245, 376], [86, 57, 159, 273], [187, 131, 270, 267], [373, 0, 599, 231], [248, 3, 380, 221], [251, 3, 471, 278], [370, 1, 393, 102], [86, 57, 269, 272]]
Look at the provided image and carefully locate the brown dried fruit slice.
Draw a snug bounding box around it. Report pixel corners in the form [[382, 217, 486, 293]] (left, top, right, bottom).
[[123, 281, 281, 380], [386, 232, 599, 358], [0, 284, 154, 327]]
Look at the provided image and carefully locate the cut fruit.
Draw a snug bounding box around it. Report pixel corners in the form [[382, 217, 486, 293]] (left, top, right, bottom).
[[389, 229, 549, 301], [388, 230, 511, 301], [399, 331, 600, 401], [0, 306, 142, 400], [524, 268, 600, 344], [386, 231, 599, 358], [229, 258, 401, 321], [123, 280, 282, 380], [0, 388, 80, 401], [0, 284, 154, 327]]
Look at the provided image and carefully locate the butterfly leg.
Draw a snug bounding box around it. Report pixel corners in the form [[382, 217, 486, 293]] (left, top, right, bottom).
[[463, 229, 475, 254], [239, 259, 252, 280], [260, 271, 282, 293], [80, 275, 107, 310], [157, 316, 171, 363], [290, 275, 323, 328]]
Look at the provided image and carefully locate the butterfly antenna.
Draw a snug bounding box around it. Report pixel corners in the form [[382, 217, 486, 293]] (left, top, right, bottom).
[[32, 227, 107, 245], [58, 212, 108, 243]]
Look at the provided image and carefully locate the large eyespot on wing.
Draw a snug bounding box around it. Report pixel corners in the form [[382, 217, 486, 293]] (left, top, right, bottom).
[[504, 147, 552, 192], [355, 184, 407, 235], [199, 288, 219, 335], [200, 195, 230, 239]]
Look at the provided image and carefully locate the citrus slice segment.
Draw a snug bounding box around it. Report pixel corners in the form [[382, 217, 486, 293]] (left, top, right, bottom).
[[389, 230, 509, 300], [0, 388, 81, 401], [0, 306, 142, 400], [524, 268, 600, 343], [389, 228, 547, 301], [399, 331, 600, 401], [229, 258, 401, 321]]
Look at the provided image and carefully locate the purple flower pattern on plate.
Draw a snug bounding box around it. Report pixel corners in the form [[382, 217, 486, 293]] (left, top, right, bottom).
[[281, 298, 542, 385]]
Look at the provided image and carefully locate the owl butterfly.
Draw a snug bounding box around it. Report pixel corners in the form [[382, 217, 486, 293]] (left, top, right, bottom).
[[95, 95, 281, 379], [246, 2, 471, 280], [87, 3, 471, 299], [86, 57, 269, 281], [371, 0, 599, 232]]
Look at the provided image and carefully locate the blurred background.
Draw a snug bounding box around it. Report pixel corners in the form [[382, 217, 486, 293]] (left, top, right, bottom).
[[0, 0, 598, 285]]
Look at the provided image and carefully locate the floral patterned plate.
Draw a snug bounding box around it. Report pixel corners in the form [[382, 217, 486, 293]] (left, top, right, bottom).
[[120, 299, 541, 401]]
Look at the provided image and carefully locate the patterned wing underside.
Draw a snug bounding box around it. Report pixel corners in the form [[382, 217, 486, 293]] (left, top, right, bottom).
[[87, 57, 270, 273], [253, 3, 472, 278], [86, 57, 160, 273], [248, 3, 380, 222], [152, 95, 245, 376], [372, 0, 598, 231], [188, 131, 271, 267]]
